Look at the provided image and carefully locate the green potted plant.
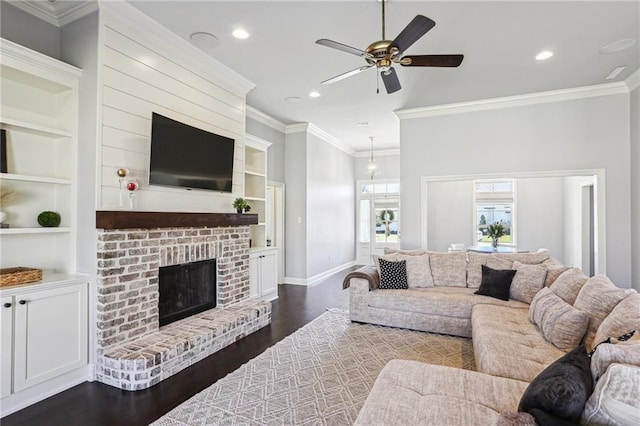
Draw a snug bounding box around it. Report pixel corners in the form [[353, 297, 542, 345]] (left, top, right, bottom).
[[232, 197, 249, 213], [487, 222, 505, 249], [37, 211, 61, 227]]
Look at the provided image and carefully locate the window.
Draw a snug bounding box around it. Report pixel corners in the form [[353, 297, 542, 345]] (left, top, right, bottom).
[[474, 179, 515, 245]]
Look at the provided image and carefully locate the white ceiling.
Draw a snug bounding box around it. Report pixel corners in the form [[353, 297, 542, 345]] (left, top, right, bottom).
[[22, 1, 640, 152]]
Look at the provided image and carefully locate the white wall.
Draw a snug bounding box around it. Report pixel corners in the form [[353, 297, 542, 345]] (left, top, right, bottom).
[[631, 86, 639, 291], [399, 91, 632, 287], [284, 130, 307, 280], [0, 2, 61, 59], [246, 116, 285, 183], [306, 132, 355, 277], [96, 4, 253, 213], [425, 180, 473, 251]]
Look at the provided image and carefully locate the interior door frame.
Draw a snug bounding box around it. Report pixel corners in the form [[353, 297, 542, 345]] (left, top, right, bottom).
[[267, 180, 285, 284]]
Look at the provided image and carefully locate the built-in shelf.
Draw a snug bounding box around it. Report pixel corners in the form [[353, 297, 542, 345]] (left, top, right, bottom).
[[96, 211, 258, 230], [0, 173, 71, 185], [245, 196, 265, 202], [0, 227, 71, 235], [0, 117, 72, 138], [244, 170, 266, 178]]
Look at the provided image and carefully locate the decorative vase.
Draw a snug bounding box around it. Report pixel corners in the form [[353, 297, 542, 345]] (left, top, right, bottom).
[[491, 237, 499, 249], [237, 208, 243, 214]]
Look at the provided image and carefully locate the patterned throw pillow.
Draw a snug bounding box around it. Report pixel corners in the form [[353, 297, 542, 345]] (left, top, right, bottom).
[[378, 258, 408, 290]]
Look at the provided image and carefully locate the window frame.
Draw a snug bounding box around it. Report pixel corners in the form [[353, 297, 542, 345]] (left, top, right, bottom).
[[473, 179, 517, 246]]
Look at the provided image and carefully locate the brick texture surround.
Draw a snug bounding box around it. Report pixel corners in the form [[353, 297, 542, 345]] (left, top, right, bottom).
[[94, 225, 271, 390]]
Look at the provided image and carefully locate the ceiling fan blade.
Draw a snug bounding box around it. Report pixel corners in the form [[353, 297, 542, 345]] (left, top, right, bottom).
[[400, 54, 464, 67], [321, 65, 374, 85], [381, 67, 401, 94], [390, 15, 436, 53], [316, 39, 372, 58]]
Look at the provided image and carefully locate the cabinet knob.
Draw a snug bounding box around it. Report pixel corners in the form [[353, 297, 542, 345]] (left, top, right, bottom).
[[3, 303, 11, 308], [18, 300, 27, 305]]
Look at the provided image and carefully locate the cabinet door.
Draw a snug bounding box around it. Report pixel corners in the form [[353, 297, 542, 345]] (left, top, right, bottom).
[[13, 283, 88, 392], [260, 251, 277, 298], [1, 296, 13, 398], [249, 256, 260, 299]]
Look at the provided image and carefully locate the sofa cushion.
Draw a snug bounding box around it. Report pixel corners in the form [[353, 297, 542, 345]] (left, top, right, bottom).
[[544, 265, 571, 287], [378, 258, 408, 290], [372, 254, 396, 273], [529, 288, 590, 351], [590, 340, 640, 382], [472, 304, 565, 382], [593, 291, 640, 348], [474, 265, 516, 301], [367, 287, 475, 318], [511, 261, 547, 303], [573, 275, 633, 350], [582, 363, 640, 426], [396, 253, 434, 288], [485, 256, 513, 270], [428, 252, 467, 287], [518, 345, 593, 423], [466, 251, 487, 289], [549, 268, 588, 305], [492, 251, 551, 264], [354, 360, 529, 426], [383, 247, 426, 256]]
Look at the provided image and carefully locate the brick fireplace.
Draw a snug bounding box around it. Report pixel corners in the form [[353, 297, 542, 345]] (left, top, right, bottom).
[[94, 211, 271, 390]]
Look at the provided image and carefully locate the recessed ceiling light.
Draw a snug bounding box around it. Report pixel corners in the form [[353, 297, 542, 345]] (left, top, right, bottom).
[[535, 50, 554, 61], [356, 122, 369, 127], [190, 32, 220, 52], [599, 39, 636, 54], [605, 66, 626, 80], [232, 28, 250, 40], [285, 97, 302, 103], [309, 91, 321, 98]]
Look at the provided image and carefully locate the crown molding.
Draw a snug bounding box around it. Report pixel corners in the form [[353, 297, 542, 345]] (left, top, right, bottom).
[[627, 69, 640, 92], [353, 149, 400, 158], [395, 82, 630, 120], [0, 37, 82, 82], [246, 105, 287, 133], [245, 133, 273, 150], [285, 123, 355, 156], [8, 0, 96, 27], [99, 0, 255, 98]]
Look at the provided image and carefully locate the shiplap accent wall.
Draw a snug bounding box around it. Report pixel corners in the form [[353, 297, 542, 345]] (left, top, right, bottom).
[[97, 4, 253, 212]]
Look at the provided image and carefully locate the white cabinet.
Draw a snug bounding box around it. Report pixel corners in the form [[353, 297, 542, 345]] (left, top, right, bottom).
[[0, 38, 81, 273], [0, 277, 88, 417], [249, 248, 278, 300], [244, 134, 271, 249]]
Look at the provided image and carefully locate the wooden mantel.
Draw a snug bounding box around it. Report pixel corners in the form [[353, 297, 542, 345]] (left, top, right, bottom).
[[96, 211, 258, 230]]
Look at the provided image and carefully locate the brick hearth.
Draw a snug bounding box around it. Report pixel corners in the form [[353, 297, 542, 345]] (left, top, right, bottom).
[[94, 218, 271, 390]]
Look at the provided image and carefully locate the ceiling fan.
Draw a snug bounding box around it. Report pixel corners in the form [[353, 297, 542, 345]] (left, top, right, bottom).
[[316, 0, 463, 94]]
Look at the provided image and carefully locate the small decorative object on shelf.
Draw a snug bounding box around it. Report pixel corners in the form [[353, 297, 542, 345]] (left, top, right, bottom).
[[1, 128, 7, 173], [233, 197, 249, 213], [116, 168, 129, 209], [0, 267, 43, 287], [126, 179, 138, 210], [0, 188, 19, 228], [487, 222, 505, 249], [37, 211, 61, 227]]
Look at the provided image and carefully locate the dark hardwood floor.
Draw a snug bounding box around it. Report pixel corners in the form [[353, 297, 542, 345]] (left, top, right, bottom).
[[2, 268, 355, 426]]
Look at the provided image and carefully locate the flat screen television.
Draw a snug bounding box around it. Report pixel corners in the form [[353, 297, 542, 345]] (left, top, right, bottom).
[[149, 113, 235, 192]]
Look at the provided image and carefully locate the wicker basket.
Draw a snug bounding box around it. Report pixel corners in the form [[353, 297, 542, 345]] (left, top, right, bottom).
[[0, 267, 43, 287]]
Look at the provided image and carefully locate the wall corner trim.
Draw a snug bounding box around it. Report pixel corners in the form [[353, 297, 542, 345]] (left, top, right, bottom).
[[284, 123, 356, 156], [246, 106, 287, 133], [627, 69, 640, 92], [395, 82, 630, 119]]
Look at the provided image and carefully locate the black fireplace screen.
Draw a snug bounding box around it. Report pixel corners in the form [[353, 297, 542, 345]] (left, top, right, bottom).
[[158, 259, 216, 327]]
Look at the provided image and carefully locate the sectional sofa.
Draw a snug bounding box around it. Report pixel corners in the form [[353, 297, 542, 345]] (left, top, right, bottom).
[[345, 248, 640, 425]]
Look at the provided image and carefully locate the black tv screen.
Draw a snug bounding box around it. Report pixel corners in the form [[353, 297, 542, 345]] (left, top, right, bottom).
[[149, 113, 235, 192]]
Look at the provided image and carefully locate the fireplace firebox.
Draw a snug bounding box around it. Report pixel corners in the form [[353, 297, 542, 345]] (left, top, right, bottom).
[[159, 259, 217, 326]]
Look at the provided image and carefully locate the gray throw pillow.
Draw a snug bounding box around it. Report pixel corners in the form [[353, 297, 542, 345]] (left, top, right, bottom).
[[518, 345, 593, 423]]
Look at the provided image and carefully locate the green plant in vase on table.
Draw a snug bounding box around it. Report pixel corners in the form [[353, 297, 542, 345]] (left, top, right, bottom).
[[487, 222, 505, 249]]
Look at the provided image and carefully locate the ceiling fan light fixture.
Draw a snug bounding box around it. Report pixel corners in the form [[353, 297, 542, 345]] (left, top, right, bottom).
[[232, 28, 250, 40], [535, 50, 554, 61]]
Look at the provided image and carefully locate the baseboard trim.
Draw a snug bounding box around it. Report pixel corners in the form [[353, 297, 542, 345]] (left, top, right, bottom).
[[284, 261, 357, 287]]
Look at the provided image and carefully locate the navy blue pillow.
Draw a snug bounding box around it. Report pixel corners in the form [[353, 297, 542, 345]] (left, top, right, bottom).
[[518, 345, 593, 423]]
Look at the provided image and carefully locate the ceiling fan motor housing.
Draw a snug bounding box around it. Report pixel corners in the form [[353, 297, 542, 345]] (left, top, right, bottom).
[[365, 40, 395, 70]]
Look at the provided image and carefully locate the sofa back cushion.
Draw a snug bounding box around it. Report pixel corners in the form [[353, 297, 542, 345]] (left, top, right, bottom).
[[549, 268, 588, 305], [383, 247, 426, 256], [466, 252, 487, 289], [510, 261, 548, 304], [492, 251, 551, 265], [428, 252, 467, 287], [593, 291, 640, 348], [397, 253, 434, 288], [573, 275, 634, 351], [529, 287, 590, 351]]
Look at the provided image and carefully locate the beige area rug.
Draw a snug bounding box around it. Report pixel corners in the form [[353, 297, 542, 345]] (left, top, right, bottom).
[[151, 310, 475, 426]]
